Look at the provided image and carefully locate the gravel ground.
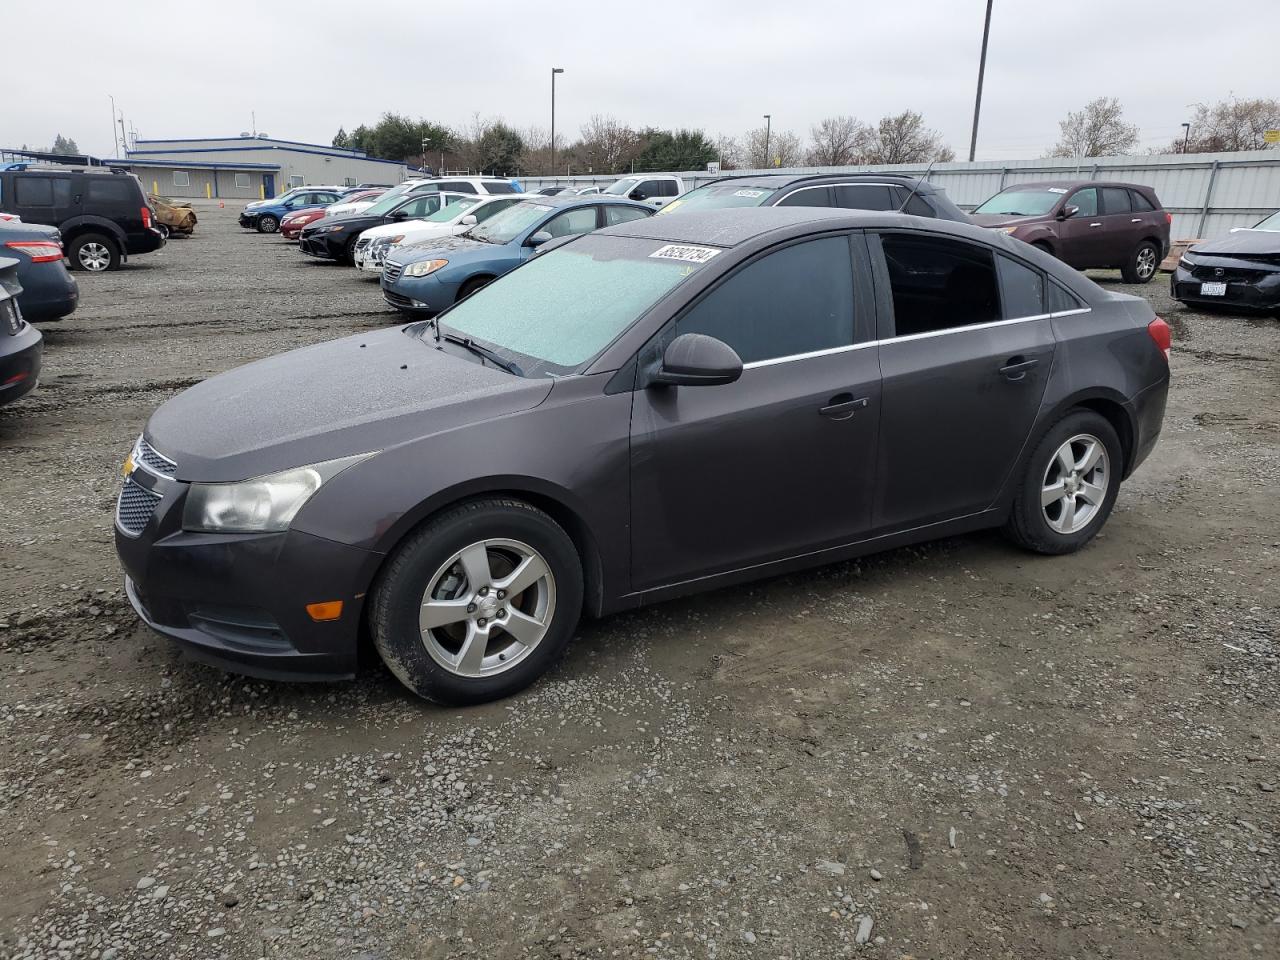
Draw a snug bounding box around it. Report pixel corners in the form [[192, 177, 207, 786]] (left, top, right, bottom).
[[1, 204, 1277, 960]]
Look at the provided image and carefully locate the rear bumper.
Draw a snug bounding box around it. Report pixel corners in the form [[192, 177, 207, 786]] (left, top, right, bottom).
[[1128, 376, 1169, 477], [1171, 266, 1280, 312], [0, 320, 43, 406], [17, 264, 78, 321], [125, 229, 166, 256]]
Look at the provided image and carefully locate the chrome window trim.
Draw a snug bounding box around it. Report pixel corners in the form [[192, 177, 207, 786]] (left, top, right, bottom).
[[737, 307, 1092, 368], [776, 182, 901, 207]]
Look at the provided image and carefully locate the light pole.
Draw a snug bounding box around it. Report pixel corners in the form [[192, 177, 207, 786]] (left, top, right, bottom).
[[968, 0, 994, 162], [550, 67, 564, 177], [762, 114, 771, 169], [1181, 122, 1191, 153], [109, 95, 119, 157]]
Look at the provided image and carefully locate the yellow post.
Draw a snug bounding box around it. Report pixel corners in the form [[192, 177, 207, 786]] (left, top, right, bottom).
[[152, 180, 158, 195], [206, 181, 212, 200], [260, 183, 265, 200]]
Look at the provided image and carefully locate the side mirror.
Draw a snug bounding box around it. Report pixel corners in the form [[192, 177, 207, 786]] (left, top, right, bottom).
[[459, 214, 478, 226], [629, 189, 647, 201], [389, 210, 410, 220], [1058, 204, 1079, 220], [526, 230, 553, 247], [650, 333, 742, 387]]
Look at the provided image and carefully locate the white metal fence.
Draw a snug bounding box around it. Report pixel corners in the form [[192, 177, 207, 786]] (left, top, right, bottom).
[[517, 149, 1280, 241]]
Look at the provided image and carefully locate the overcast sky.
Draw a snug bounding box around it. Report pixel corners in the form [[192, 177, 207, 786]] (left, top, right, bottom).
[[5, 0, 1276, 162]]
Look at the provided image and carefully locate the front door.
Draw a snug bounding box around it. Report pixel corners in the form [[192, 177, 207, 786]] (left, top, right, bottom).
[[629, 234, 880, 591], [1056, 186, 1102, 268], [870, 231, 1056, 530], [262, 173, 275, 198]]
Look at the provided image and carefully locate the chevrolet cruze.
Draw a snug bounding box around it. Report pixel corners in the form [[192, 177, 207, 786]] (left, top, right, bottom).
[[115, 208, 1171, 705]]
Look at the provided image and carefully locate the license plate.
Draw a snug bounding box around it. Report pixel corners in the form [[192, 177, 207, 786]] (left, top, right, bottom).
[[1200, 281, 1227, 297]]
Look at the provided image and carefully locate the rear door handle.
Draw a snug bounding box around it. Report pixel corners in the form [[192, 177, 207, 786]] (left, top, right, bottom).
[[1088, 222, 1102, 228], [819, 394, 869, 420], [1130, 218, 1142, 223], [999, 357, 1039, 381]]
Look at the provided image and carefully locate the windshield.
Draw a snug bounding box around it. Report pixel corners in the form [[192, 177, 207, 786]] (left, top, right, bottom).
[[973, 188, 1066, 216], [603, 177, 641, 196], [656, 182, 778, 215], [422, 235, 712, 376], [424, 196, 481, 223], [1252, 210, 1280, 231], [468, 201, 554, 244]]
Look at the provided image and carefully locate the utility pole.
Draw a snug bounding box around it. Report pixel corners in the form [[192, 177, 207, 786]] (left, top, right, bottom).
[[550, 67, 565, 176], [762, 114, 771, 169], [119, 113, 129, 157], [968, 0, 994, 162], [1181, 122, 1191, 153], [109, 95, 119, 157]]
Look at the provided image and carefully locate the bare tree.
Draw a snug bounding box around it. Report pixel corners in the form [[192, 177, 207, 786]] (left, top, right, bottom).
[[712, 134, 741, 170], [576, 114, 643, 174], [1174, 96, 1280, 153], [1049, 97, 1139, 158], [806, 116, 870, 166], [521, 125, 553, 175], [862, 111, 954, 164], [741, 126, 803, 168]]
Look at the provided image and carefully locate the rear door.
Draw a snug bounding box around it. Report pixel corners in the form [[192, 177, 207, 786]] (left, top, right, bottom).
[[629, 233, 880, 589], [1056, 187, 1102, 268], [1098, 186, 1139, 263], [869, 231, 1057, 530]]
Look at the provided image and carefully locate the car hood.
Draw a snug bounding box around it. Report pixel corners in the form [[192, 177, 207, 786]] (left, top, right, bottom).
[[145, 325, 553, 483], [391, 234, 496, 263], [305, 212, 382, 232], [1189, 229, 1280, 258], [968, 213, 1048, 228]]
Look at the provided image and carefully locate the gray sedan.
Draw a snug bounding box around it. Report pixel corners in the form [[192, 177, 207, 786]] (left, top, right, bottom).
[[115, 208, 1171, 704]]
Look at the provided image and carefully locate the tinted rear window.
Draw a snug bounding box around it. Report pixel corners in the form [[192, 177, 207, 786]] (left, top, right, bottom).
[[1130, 190, 1155, 212], [15, 177, 72, 206], [996, 254, 1045, 319], [1101, 188, 1131, 215], [87, 177, 138, 205], [481, 182, 518, 194], [835, 184, 895, 211]]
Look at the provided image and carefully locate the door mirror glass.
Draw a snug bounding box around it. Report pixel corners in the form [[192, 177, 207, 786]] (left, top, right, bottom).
[[459, 214, 478, 225], [1059, 204, 1079, 220], [651, 333, 743, 387], [526, 230, 553, 247], [629, 189, 647, 201]]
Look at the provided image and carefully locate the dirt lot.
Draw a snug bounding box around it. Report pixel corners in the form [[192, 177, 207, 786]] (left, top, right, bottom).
[[1, 204, 1277, 960]]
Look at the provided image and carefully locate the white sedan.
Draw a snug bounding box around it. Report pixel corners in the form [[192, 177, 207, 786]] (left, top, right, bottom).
[[352, 194, 530, 274]]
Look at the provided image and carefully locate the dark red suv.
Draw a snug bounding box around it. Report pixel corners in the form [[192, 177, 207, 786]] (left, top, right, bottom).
[[970, 181, 1171, 283]]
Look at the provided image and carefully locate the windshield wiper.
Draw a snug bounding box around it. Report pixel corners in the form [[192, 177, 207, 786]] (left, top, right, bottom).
[[440, 331, 523, 376]]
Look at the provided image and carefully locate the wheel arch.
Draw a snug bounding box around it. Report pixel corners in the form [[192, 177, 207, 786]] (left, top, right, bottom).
[[1042, 389, 1138, 478], [456, 274, 498, 303], [361, 476, 607, 619], [61, 216, 126, 247]]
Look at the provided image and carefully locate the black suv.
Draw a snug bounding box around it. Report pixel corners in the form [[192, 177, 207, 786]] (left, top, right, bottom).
[[0, 165, 165, 271], [659, 173, 968, 221]]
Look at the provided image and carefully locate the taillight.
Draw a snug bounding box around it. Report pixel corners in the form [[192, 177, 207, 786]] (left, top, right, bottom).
[[1148, 317, 1171, 360], [141, 206, 153, 229], [1165, 212, 1173, 226], [4, 240, 64, 263]]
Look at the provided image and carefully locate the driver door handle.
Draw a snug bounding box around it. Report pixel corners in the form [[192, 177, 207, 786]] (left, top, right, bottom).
[[1088, 222, 1103, 228], [819, 394, 869, 420], [1000, 356, 1039, 381]]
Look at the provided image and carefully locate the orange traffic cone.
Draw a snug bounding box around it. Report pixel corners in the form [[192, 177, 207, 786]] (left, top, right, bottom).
[[219, 201, 225, 208]]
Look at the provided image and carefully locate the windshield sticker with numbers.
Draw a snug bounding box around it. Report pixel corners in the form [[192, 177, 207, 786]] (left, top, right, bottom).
[[649, 244, 721, 264], [733, 189, 766, 198]]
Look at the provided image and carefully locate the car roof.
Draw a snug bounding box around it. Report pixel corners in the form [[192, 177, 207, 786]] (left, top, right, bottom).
[[517, 194, 645, 209], [998, 179, 1156, 192], [598, 206, 999, 248], [698, 172, 937, 191]]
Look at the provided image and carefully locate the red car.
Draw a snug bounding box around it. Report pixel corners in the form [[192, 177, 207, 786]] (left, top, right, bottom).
[[280, 207, 329, 241]]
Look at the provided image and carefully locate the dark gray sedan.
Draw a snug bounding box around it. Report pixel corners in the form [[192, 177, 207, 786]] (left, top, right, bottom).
[[115, 208, 1171, 704]]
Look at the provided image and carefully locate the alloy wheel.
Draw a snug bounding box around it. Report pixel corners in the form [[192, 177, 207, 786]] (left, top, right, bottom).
[[1041, 434, 1109, 535], [78, 242, 111, 271], [1136, 246, 1157, 279], [418, 538, 556, 678]]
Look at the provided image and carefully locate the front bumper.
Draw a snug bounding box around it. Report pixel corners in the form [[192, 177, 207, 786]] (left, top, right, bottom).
[[0, 314, 43, 407], [239, 212, 259, 229], [380, 270, 454, 313], [298, 231, 347, 260], [114, 473, 382, 681], [353, 241, 391, 274], [1171, 265, 1280, 312]]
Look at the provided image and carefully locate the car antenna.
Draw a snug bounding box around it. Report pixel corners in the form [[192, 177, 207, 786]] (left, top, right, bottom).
[[897, 157, 939, 214]]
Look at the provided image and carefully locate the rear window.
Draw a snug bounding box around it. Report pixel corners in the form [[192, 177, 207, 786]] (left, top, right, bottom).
[[481, 181, 518, 195], [1101, 187, 1131, 215], [87, 178, 137, 205], [835, 183, 895, 211], [996, 255, 1045, 319], [1130, 190, 1155, 212], [1046, 281, 1084, 313]]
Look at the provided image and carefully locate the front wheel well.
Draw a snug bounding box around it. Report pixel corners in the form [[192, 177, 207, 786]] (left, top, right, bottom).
[[456, 275, 496, 303]]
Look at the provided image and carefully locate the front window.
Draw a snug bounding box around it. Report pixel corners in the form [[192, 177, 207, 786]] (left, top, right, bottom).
[[418, 235, 712, 376], [468, 201, 556, 244], [973, 188, 1069, 217], [657, 182, 779, 215], [603, 177, 642, 196], [423, 196, 482, 223], [363, 190, 425, 217], [1252, 210, 1280, 231]]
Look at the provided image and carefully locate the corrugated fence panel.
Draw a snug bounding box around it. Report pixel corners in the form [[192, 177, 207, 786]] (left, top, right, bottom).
[[518, 149, 1280, 241]]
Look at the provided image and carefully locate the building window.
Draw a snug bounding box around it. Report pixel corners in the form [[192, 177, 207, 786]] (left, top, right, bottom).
[[172, 170, 191, 187], [344, 177, 356, 186], [288, 175, 304, 188], [234, 173, 251, 189]]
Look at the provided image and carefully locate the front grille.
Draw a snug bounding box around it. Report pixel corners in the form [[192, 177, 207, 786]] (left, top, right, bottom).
[[353, 238, 371, 254], [136, 437, 176, 476], [1189, 263, 1272, 284], [383, 262, 404, 282], [116, 480, 161, 536]]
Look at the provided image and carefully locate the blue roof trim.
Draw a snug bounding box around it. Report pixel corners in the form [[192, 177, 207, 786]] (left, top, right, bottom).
[[135, 136, 369, 157], [127, 145, 408, 167], [116, 158, 280, 171]]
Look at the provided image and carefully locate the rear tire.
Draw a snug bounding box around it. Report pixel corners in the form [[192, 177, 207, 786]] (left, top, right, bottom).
[[1002, 409, 1122, 555], [68, 233, 119, 272], [1122, 240, 1159, 283], [257, 214, 280, 234], [156, 223, 170, 240], [371, 499, 583, 705]]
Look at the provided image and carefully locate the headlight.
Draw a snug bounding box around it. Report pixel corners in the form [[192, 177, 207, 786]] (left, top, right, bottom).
[[323, 224, 347, 233], [1178, 255, 1195, 270], [996, 226, 1019, 235], [406, 258, 448, 278], [182, 454, 374, 533]]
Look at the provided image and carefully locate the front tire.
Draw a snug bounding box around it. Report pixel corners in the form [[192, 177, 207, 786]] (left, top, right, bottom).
[[1003, 409, 1122, 555], [456, 275, 494, 303], [1122, 240, 1159, 283], [68, 233, 120, 272], [257, 214, 280, 234], [371, 499, 583, 705]]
